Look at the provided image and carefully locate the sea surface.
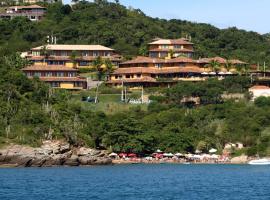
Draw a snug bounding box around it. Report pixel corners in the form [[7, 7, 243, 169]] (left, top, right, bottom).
[[0, 164, 270, 200]]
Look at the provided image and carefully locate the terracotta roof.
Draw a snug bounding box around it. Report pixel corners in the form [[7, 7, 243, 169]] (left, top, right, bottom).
[[229, 59, 248, 65], [149, 48, 194, 53], [113, 67, 203, 75], [149, 38, 193, 45], [22, 65, 78, 72], [9, 5, 45, 9], [249, 85, 270, 90], [197, 57, 227, 64], [108, 77, 157, 84], [121, 56, 165, 65], [32, 45, 114, 51], [38, 77, 86, 82], [166, 57, 195, 63]]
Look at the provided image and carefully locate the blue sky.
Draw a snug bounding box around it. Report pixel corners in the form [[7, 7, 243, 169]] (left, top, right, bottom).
[[63, 0, 270, 34]]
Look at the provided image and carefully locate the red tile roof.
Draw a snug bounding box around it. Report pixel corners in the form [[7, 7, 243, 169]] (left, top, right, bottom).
[[149, 48, 194, 53], [22, 65, 78, 71], [197, 57, 227, 64], [113, 67, 203, 75], [229, 59, 248, 65], [121, 56, 164, 65], [166, 57, 195, 63], [9, 5, 46, 9], [108, 77, 157, 84], [149, 38, 193, 45]]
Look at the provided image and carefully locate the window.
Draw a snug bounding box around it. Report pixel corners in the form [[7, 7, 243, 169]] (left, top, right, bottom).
[[93, 51, 98, 56], [155, 63, 163, 68], [136, 74, 141, 78], [81, 51, 89, 57], [57, 72, 64, 77], [179, 63, 186, 67], [126, 75, 130, 78], [51, 82, 60, 87], [174, 45, 181, 49], [79, 61, 89, 66], [161, 45, 169, 49], [34, 72, 41, 77], [60, 51, 68, 56]]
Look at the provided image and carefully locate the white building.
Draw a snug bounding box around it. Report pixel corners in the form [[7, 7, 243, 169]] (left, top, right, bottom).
[[249, 85, 270, 101]]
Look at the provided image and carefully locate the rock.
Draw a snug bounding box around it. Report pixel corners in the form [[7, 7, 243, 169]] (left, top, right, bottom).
[[231, 155, 248, 164], [77, 147, 100, 156], [40, 140, 70, 155], [59, 143, 70, 154], [64, 155, 79, 166], [0, 141, 111, 167], [94, 158, 112, 165], [78, 156, 112, 165], [78, 156, 97, 165]]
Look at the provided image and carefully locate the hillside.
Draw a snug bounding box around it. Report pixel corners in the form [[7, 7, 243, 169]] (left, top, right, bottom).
[[1, 1, 270, 157], [0, 1, 270, 65]]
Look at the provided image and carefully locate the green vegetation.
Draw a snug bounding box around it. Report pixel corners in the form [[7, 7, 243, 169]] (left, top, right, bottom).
[[1, 0, 270, 66], [1, 53, 270, 156], [1, 1, 270, 156]]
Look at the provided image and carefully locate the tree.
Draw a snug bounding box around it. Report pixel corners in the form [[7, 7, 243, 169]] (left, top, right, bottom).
[[93, 56, 105, 81], [208, 60, 220, 73]]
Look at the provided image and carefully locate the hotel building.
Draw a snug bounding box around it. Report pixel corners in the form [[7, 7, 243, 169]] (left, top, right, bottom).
[[148, 38, 194, 59], [0, 5, 46, 21], [22, 44, 122, 89], [27, 44, 122, 68], [108, 39, 247, 88]]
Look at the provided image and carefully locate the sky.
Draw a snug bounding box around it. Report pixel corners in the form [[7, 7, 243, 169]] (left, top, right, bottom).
[[63, 0, 270, 34]]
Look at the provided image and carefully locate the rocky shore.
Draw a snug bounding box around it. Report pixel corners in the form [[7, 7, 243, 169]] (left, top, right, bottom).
[[0, 140, 112, 167]]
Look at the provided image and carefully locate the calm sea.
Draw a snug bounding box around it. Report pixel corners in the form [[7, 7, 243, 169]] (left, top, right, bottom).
[[0, 164, 269, 200]]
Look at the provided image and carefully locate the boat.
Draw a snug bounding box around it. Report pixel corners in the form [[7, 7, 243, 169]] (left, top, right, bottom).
[[248, 159, 270, 165]]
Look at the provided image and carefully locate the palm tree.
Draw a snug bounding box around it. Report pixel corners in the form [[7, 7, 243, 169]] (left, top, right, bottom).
[[40, 45, 50, 65], [168, 49, 174, 58], [225, 61, 232, 72], [208, 60, 220, 73], [69, 50, 78, 68], [104, 59, 113, 81], [93, 56, 104, 81]]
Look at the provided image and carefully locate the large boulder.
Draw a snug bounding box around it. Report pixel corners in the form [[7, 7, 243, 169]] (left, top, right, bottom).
[[64, 155, 79, 166], [77, 147, 101, 156]]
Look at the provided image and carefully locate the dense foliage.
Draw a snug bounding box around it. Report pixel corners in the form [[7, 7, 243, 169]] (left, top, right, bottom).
[[1, 0, 270, 65], [1, 1, 270, 156], [0, 54, 270, 156]]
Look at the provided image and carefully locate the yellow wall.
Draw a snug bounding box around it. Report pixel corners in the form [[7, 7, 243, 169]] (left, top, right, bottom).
[[60, 83, 74, 89]]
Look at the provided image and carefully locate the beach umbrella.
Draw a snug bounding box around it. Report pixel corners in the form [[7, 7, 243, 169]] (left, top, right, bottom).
[[225, 72, 233, 75], [118, 153, 128, 158], [163, 153, 174, 157], [109, 152, 118, 157], [175, 153, 183, 157], [195, 150, 202, 154], [209, 72, 216, 75], [209, 148, 217, 153], [218, 72, 225, 75], [155, 153, 164, 159], [156, 149, 163, 153], [128, 153, 137, 158], [201, 72, 208, 75]]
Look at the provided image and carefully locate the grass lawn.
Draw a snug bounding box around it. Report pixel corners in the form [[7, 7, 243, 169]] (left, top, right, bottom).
[[70, 91, 148, 114]]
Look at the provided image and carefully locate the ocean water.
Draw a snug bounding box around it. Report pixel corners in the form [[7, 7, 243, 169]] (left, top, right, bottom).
[[0, 164, 270, 200]]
